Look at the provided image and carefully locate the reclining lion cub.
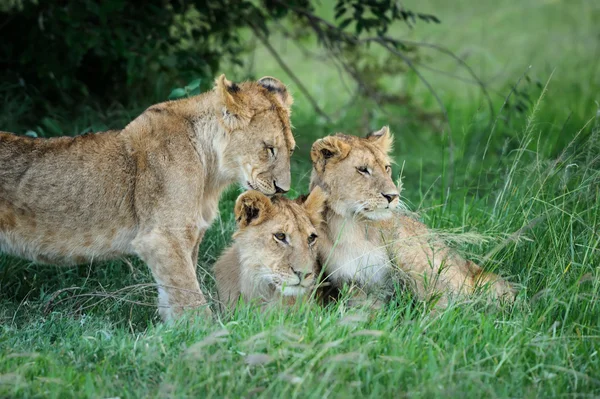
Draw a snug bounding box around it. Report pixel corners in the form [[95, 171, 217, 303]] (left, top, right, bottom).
[[309, 127, 515, 308], [0, 74, 295, 321], [214, 188, 326, 309]]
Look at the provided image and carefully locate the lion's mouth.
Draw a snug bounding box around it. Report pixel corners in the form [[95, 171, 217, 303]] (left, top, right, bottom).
[[362, 206, 390, 212], [359, 206, 393, 213], [361, 208, 394, 221], [246, 181, 256, 190]]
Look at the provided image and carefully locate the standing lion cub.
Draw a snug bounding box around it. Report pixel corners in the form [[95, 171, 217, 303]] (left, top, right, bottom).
[[310, 127, 516, 308], [0, 74, 295, 321], [214, 188, 326, 309]]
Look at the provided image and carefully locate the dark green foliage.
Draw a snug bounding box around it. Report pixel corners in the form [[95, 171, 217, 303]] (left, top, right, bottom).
[[0, 0, 253, 112], [1, 0, 438, 128], [334, 0, 440, 36]]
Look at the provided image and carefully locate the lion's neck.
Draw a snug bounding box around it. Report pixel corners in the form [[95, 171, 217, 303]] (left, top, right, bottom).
[[166, 92, 240, 191], [320, 203, 391, 288], [322, 205, 377, 244], [191, 114, 237, 189]]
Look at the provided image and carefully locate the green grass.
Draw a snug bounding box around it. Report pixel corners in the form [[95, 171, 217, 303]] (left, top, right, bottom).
[[2, 0, 600, 397]]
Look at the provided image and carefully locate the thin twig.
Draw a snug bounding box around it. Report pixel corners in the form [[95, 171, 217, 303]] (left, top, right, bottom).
[[326, 47, 411, 125], [373, 37, 455, 185], [381, 37, 495, 121], [414, 61, 508, 92], [273, 0, 491, 132], [483, 66, 532, 160], [248, 21, 332, 123]]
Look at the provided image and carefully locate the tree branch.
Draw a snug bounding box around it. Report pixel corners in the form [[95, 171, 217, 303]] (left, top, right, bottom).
[[380, 37, 495, 122], [270, 0, 494, 128], [248, 21, 332, 123], [372, 37, 456, 185]]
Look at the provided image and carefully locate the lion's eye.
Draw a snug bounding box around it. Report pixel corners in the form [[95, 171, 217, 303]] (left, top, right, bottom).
[[267, 146, 275, 157], [307, 233, 318, 245], [385, 165, 392, 174], [357, 166, 371, 176], [274, 232, 287, 243]]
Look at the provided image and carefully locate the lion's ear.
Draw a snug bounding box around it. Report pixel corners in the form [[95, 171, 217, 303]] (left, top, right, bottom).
[[234, 191, 274, 228], [302, 186, 328, 227], [366, 126, 393, 154], [215, 74, 250, 129], [258, 76, 293, 110], [310, 136, 351, 168]]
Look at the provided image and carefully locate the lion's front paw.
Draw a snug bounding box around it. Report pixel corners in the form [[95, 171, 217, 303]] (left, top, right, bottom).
[[495, 280, 518, 303]]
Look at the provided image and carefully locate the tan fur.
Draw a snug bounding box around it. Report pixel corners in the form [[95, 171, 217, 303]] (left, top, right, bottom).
[[309, 127, 515, 308], [214, 188, 326, 309], [0, 74, 295, 322]]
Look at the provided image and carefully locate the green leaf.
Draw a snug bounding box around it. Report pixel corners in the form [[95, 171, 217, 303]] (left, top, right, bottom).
[[356, 21, 364, 35], [334, 1, 346, 12], [168, 88, 187, 100], [339, 18, 352, 30], [186, 78, 202, 91], [334, 7, 346, 20]]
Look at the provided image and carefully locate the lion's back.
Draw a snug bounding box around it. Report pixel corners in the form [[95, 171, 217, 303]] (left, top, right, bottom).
[[0, 130, 137, 264]]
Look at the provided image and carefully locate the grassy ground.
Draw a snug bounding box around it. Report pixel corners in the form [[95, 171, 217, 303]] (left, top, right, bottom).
[[1, 0, 600, 397]]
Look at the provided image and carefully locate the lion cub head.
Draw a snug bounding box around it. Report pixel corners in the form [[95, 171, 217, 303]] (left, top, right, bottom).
[[215, 75, 295, 195], [309, 126, 400, 220], [215, 188, 327, 307]]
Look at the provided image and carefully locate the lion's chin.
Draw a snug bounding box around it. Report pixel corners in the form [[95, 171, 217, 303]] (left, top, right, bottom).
[[280, 285, 308, 297], [362, 208, 394, 221]]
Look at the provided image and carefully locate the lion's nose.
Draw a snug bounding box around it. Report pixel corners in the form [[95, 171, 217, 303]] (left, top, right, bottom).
[[274, 181, 288, 194], [381, 192, 398, 203]]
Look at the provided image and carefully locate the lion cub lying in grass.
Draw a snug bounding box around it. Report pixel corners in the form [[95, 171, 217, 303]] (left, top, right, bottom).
[[310, 127, 516, 308], [214, 188, 326, 309]]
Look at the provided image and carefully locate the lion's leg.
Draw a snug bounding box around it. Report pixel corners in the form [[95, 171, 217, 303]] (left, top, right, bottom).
[[406, 253, 515, 307], [403, 268, 450, 309], [395, 241, 455, 306], [132, 228, 212, 322], [191, 230, 205, 266], [397, 219, 468, 306]]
